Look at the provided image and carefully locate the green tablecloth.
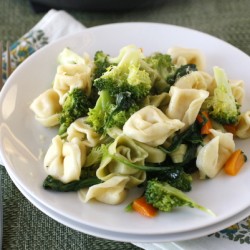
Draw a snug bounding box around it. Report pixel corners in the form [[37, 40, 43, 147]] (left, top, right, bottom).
[[1, 0, 250, 249]]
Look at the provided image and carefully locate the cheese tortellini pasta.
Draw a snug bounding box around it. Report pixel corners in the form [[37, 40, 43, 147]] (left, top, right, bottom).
[[134, 141, 166, 163], [196, 129, 235, 179], [53, 50, 93, 105], [67, 117, 101, 147], [44, 135, 87, 183], [166, 86, 209, 130], [236, 111, 250, 139], [123, 105, 185, 147], [167, 47, 205, 71], [96, 135, 147, 188], [174, 71, 216, 94], [78, 176, 130, 205], [230, 79, 245, 105], [143, 92, 170, 112], [53, 63, 92, 105], [30, 88, 62, 127]]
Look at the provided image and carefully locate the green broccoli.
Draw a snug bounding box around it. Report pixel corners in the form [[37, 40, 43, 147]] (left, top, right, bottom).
[[141, 52, 176, 93], [145, 53, 174, 79], [93, 50, 114, 79], [145, 179, 215, 215], [203, 66, 240, 125], [58, 88, 91, 135], [93, 45, 152, 101], [86, 90, 139, 134], [147, 166, 193, 192]]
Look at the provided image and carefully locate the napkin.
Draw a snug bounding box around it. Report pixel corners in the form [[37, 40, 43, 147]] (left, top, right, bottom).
[[1, 9, 250, 250]]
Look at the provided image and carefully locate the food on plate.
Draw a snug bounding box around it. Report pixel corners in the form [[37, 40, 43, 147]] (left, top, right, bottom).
[[196, 129, 235, 179], [202, 66, 240, 125], [144, 179, 215, 216], [30, 88, 62, 127], [30, 44, 249, 218], [223, 149, 247, 176]]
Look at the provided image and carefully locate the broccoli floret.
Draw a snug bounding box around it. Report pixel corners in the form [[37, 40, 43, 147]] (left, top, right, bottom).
[[145, 179, 215, 215], [58, 88, 91, 135], [86, 90, 112, 133], [147, 166, 192, 192], [203, 66, 240, 125], [145, 53, 174, 79], [142, 52, 176, 93], [87, 90, 139, 134], [93, 45, 152, 101], [93, 51, 113, 79]]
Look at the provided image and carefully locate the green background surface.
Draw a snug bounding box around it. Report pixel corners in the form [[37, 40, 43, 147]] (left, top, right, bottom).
[[1, 0, 250, 249]]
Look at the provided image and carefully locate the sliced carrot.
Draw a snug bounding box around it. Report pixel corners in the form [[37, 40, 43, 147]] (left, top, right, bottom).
[[224, 149, 247, 176], [196, 111, 212, 135], [223, 124, 237, 135], [132, 196, 158, 218]]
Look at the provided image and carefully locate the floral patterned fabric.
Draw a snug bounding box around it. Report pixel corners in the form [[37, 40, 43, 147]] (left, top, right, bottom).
[[2, 30, 48, 82], [209, 217, 250, 244]]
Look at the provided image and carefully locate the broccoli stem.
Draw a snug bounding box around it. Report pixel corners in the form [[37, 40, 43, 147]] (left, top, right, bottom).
[[145, 180, 216, 216], [111, 153, 175, 172]]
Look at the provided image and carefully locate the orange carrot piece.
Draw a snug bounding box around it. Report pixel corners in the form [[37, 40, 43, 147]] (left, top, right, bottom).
[[224, 149, 247, 176], [196, 111, 212, 135], [223, 124, 237, 135], [132, 196, 158, 218]]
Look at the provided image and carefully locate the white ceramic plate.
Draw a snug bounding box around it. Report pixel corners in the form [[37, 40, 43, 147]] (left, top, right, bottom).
[[8, 166, 250, 243], [0, 23, 250, 236]]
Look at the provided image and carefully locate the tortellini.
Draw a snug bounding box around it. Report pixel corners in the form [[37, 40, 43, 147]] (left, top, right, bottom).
[[67, 117, 101, 147], [44, 135, 87, 183], [236, 111, 250, 139], [78, 176, 130, 205], [96, 135, 147, 188], [196, 129, 235, 179], [123, 105, 185, 147], [167, 47, 205, 71], [29, 88, 62, 127], [166, 86, 209, 130], [230, 80, 245, 105], [135, 141, 166, 163], [143, 92, 170, 113], [53, 63, 92, 105], [169, 144, 188, 163], [174, 71, 216, 94]]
